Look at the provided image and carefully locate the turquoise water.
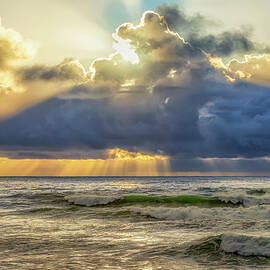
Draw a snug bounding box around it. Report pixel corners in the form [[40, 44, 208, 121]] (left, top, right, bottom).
[[1, 176, 270, 269]]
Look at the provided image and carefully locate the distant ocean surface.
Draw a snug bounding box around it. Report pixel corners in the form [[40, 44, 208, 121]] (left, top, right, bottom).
[[1, 176, 270, 269]]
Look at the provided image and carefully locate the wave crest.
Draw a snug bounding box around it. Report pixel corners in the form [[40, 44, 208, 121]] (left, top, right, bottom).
[[221, 234, 270, 257], [65, 195, 120, 207], [65, 194, 237, 207], [187, 234, 270, 258]]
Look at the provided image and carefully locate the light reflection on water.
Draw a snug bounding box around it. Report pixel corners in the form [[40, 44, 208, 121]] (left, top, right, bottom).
[[0, 215, 208, 269], [0, 176, 270, 269]]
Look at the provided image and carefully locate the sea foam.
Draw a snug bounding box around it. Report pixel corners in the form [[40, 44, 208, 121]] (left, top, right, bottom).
[[221, 234, 270, 257], [65, 195, 121, 207], [129, 205, 270, 221], [187, 234, 270, 258], [218, 190, 270, 206]]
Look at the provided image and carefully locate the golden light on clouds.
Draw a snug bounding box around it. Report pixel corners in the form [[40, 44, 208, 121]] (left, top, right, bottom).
[[0, 149, 170, 176], [206, 54, 237, 82], [207, 53, 270, 86], [107, 148, 168, 161], [228, 54, 270, 86]]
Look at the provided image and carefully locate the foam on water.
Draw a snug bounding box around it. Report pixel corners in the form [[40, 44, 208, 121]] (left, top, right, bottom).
[[221, 234, 270, 257], [186, 233, 270, 267], [130, 206, 209, 220], [65, 195, 121, 207], [218, 189, 270, 206], [129, 204, 270, 221]]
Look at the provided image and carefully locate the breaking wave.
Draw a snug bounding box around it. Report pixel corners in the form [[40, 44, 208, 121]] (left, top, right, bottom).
[[65, 195, 238, 207], [65, 195, 121, 207], [187, 234, 270, 258], [221, 234, 270, 257], [129, 204, 270, 221], [218, 188, 270, 206]]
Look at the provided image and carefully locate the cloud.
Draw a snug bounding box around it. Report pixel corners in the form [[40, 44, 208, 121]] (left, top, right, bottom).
[[0, 11, 218, 157], [156, 3, 219, 36], [0, 18, 35, 70], [1, 10, 270, 175], [156, 4, 270, 59], [90, 11, 213, 90], [181, 0, 270, 45], [18, 58, 87, 83], [205, 53, 270, 87], [107, 148, 168, 161], [0, 18, 86, 98], [0, 19, 89, 120], [0, 56, 87, 121], [170, 157, 270, 175], [0, 17, 36, 95], [198, 81, 270, 158], [227, 54, 270, 86], [188, 30, 255, 58]]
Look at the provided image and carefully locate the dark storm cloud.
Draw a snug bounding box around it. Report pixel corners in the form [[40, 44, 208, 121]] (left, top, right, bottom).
[[199, 82, 270, 158], [18, 58, 87, 83], [189, 30, 255, 57], [0, 148, 104, 160], [170, 157, 270, 174], [0, 86, 203, 153], [2, 79, 270, 162], [156, 3, 218, 35], [156, 4, 270, 58]]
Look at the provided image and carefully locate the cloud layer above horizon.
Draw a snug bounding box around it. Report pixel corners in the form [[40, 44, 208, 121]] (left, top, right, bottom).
[[1, 3, 270, 174]]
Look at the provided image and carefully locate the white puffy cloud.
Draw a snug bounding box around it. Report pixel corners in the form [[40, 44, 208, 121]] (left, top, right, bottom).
[[0, 17, 36, 94]]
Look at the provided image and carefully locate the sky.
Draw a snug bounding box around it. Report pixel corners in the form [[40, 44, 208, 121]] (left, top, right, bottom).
[[1, 0, 270, 176]]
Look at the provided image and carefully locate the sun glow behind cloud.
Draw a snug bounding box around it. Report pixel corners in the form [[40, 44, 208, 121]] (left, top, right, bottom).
[[112, 34, 139, 64]]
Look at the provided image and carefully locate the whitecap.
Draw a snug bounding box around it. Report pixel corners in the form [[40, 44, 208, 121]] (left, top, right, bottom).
[[65, 195, 121, 206], [221, 233, 270, 257]]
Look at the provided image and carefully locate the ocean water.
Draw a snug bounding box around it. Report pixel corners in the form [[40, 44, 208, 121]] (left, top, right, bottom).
[[1, 177, 270, 269]]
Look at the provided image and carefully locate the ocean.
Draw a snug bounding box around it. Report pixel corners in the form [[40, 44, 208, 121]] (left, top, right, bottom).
[[1, 176, 270, 269]]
